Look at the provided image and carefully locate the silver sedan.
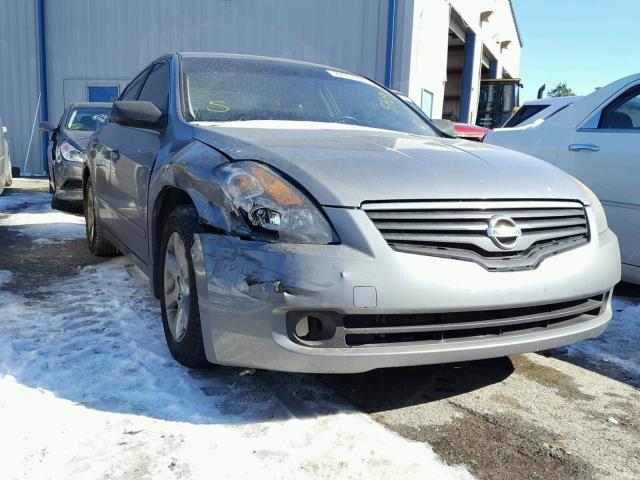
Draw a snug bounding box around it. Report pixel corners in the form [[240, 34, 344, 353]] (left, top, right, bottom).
[[83, 53, 620, 373]]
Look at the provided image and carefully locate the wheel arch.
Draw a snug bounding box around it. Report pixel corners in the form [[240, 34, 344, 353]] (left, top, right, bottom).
[[150, 185, 221, 298]]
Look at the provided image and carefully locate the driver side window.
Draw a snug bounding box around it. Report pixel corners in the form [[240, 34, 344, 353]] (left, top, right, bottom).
[[119, 68, 149, 101], [137, 62, 169, 114], [599, 86, 640, 130]]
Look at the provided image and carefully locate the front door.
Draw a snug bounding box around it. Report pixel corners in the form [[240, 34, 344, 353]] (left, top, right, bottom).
[[556, 84, 640, 267], [101, 61, 169, 263]]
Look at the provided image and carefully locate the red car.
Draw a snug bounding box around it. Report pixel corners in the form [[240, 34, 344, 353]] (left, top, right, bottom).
[[452, 122, 491, 142], [394, 91, 491, 142]]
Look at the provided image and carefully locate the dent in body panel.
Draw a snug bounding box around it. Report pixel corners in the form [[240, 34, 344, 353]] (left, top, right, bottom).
[[196, 234, 338, 305], [149, 140, 244, 233], [190, 232, 349, 364]]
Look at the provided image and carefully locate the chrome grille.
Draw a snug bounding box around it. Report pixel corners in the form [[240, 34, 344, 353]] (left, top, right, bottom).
[[364, 200, 589, 271]]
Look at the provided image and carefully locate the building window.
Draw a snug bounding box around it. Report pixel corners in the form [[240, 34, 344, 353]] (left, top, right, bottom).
[[87, 85, 120, 102], [421, 89, 433, 118]]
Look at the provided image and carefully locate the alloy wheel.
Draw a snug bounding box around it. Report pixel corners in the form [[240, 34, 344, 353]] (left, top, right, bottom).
[[163, 232, 191, 343]]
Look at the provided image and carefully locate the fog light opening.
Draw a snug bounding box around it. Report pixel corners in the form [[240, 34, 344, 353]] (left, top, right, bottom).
[[294, 314, 335, 342]]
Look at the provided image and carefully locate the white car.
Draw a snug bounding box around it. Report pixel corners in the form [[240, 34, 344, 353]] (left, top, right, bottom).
[[502, 96, 582, 128], [0, 117, 12, 196], [485, 73, 640, 283]]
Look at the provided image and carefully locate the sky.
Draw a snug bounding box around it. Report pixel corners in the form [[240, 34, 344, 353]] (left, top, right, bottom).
[[511, 0, 640, 101]]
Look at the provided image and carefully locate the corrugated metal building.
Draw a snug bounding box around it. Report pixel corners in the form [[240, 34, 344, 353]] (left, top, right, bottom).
[[0, 0, 521, 175]]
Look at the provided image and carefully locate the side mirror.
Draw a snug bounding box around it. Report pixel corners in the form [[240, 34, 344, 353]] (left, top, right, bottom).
[[431, 119, 456, 137], [39, 121, 57, 132], [111, 101, 165, 131], [2, 126, 6, 134]]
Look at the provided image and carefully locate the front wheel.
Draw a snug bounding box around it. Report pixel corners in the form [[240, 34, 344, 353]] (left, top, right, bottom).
[[160, 205, 208, 368]]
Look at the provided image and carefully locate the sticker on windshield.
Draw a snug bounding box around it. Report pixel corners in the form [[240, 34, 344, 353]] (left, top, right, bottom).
[[378, 92, 398, 113], [207, 100, 230, 113]]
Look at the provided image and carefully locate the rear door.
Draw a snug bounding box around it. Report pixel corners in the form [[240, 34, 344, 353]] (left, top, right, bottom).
[[104, 61, 169, 263], [556, 84, 640, 267]]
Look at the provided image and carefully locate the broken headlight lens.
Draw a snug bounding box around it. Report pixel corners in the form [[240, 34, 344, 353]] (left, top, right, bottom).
[[215, 161, 336, 244]]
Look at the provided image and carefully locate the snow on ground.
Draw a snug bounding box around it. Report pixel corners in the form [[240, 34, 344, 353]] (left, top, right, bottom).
[[0, 189, 85, 243], [0, 270, 11, 287], [561, 297, 640, 384], [0, 241, 474, 477]]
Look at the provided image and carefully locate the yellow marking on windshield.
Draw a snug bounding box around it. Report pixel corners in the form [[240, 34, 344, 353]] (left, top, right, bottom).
[[70, 123, 84, 130], [378, 93, 397, 113], [207, 101, 230, 113]]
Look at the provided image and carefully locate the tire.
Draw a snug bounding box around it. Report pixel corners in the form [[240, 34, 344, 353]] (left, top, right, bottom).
[[84, 177, 118, 256], [49, 169, 55, 194], [51, 194, 64, 210], [159, 204, 208, 368]]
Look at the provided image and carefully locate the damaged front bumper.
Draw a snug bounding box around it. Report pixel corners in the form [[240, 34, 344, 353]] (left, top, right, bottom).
[[191, 207, 620, 374], [53, 160, 83, 202]]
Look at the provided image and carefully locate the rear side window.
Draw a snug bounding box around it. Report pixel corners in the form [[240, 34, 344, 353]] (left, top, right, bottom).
[[137, 62, 169, 114], [599, 86, 640, 130], [119, 68, 149, 101], [503, 104, 549, 128]]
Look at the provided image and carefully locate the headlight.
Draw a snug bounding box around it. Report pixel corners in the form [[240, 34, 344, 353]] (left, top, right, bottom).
[[59, 140, 85, 163], [215, 161, 337, 244], [576, 179, 608, 234]]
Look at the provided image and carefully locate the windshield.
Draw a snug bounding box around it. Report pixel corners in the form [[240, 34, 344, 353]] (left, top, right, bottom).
[[180, 57, 436, 136], [66, 108, 111, 131], [502, 104, 549, 128]]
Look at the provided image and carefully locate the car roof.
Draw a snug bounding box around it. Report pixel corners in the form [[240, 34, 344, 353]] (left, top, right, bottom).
[[68, 102, 112, 109], [543, 73, 640, 129], [521, 96, 583, 106], [175, 52, 350, 74]]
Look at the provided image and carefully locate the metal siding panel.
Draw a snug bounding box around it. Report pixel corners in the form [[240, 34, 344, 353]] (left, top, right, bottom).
[[62, 79, 129, 107], [0, 0, 41, 174], [45, 0, 385, 133]]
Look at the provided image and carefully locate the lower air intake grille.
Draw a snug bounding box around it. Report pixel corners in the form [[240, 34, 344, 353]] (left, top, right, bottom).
[[342, 294, 606, 347], [364, 200, 590, 271]]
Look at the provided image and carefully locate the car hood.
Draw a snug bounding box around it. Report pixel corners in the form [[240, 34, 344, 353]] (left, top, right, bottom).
[[193, 121, 587, 207], [63, 129, 93, 151]]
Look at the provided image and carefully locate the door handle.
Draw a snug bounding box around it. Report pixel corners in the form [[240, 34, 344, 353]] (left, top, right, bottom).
[[568, 144, 600, 152], [109, 149, 120, 161]]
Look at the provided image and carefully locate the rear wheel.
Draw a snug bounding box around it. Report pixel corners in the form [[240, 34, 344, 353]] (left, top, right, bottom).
[[160, 205, 208, 368], [84, 177, 118, 256]]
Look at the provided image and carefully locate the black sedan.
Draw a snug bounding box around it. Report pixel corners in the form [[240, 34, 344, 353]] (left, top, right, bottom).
[[40, 102, 111, 209]]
